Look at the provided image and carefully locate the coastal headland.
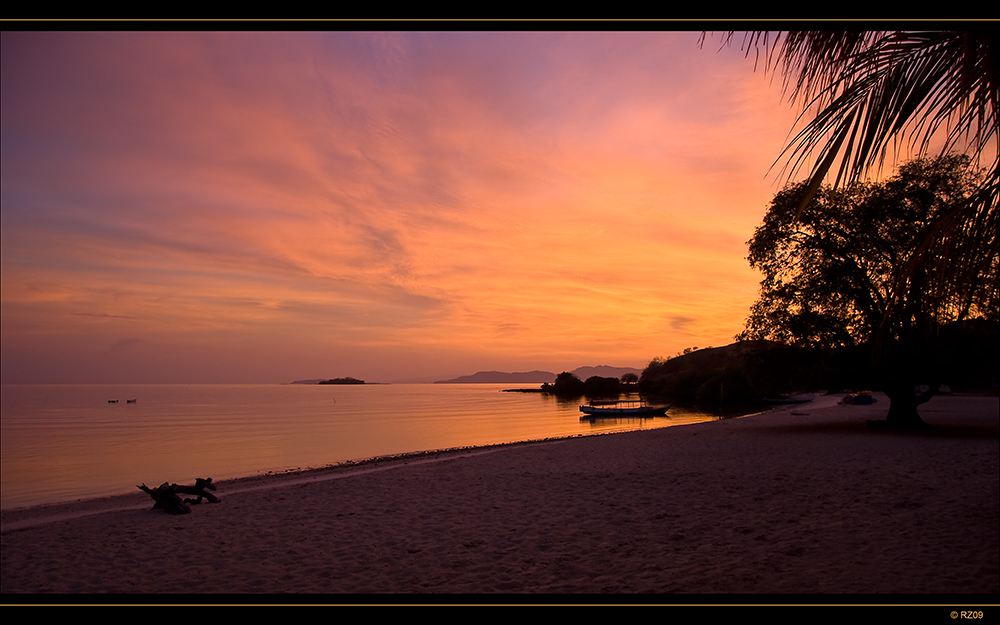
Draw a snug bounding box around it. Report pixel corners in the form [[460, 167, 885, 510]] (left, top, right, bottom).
[[1, 393, 996, 597]]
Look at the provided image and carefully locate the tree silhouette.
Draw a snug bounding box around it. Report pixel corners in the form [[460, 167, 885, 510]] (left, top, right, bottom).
[[741, 155, 998, 426], [549, 371, 585, 397], [708, 30, 998, 350], [584, 376, 622, 398]]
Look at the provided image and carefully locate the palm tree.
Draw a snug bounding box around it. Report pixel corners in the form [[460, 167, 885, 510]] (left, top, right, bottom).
[[706, 30, 999, 425], [706, 31, 996, 204]]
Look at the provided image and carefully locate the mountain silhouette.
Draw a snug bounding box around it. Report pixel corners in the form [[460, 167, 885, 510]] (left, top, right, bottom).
[[434, 365, 642, 384]]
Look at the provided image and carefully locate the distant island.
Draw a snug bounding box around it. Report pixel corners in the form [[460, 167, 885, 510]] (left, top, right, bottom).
[[434, 365, 642, 384], [290, 377, 366, 385]]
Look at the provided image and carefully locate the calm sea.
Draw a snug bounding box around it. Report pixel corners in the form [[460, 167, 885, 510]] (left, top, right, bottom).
[[0, 383, 721, 510]]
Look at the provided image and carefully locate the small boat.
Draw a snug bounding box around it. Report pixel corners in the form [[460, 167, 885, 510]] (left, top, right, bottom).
[[579, 399, 669, 417]]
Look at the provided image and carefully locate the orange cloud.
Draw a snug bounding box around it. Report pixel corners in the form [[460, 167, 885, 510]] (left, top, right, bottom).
[[2, 31, 804, 382]]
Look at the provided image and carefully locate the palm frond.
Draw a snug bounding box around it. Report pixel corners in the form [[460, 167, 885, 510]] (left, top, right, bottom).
[[708, 29, 1000, 332], [713, 30, 999, 208]]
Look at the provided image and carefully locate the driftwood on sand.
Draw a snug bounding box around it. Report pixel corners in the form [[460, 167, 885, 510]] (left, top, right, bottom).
[[137, 477, 219, 515]]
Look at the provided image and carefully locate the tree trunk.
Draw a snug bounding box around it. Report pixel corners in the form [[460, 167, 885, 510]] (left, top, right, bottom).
[[869, 323, 938, 428], [874, 382, 935, 428], [884, 394, 927, 427]]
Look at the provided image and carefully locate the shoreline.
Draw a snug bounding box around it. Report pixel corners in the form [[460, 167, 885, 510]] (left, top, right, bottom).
[[2, 392, 996, 595], [0, 436, 591, 532], [0, 385, 728, 514], [0, 400, 773, 529], [1, 406, 763, 533]]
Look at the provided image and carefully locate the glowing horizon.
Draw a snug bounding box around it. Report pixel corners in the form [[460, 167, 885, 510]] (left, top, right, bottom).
[[2, 31, 805, 383]]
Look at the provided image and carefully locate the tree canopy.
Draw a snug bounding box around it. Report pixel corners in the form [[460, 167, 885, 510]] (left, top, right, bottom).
[[740, 154, 997, 349], [740, 154, 998, 425]]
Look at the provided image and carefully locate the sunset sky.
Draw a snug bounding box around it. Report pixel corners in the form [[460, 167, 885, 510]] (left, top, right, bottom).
[[2, 30, 810, 384]]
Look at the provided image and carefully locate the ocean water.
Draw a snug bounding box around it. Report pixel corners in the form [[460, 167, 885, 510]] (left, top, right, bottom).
[[0, 383, 720, 510]]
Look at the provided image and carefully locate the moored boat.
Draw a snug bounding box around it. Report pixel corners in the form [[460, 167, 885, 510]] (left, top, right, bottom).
[[579, 399, 669, 417]]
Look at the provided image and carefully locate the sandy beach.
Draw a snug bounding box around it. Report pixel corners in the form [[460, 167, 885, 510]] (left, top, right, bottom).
[[2, 392, 997, 600]]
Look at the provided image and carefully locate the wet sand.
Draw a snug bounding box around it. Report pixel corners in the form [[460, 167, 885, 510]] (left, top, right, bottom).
[[2, 393, 997, 600]]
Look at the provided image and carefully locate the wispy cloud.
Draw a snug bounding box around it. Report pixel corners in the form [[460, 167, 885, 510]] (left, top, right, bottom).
[[1, 31, 800, 382]]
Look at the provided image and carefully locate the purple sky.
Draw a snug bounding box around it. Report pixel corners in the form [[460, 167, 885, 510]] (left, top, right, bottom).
[[2, 30, 815, 383]]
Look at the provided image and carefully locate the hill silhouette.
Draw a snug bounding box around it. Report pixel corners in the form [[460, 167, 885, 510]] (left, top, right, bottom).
[[435, 365, 642, 384], [434, 370, 556, 384]]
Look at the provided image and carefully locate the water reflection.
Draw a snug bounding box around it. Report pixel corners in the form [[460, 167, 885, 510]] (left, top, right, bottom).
[[2, 384, 728, 509]]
